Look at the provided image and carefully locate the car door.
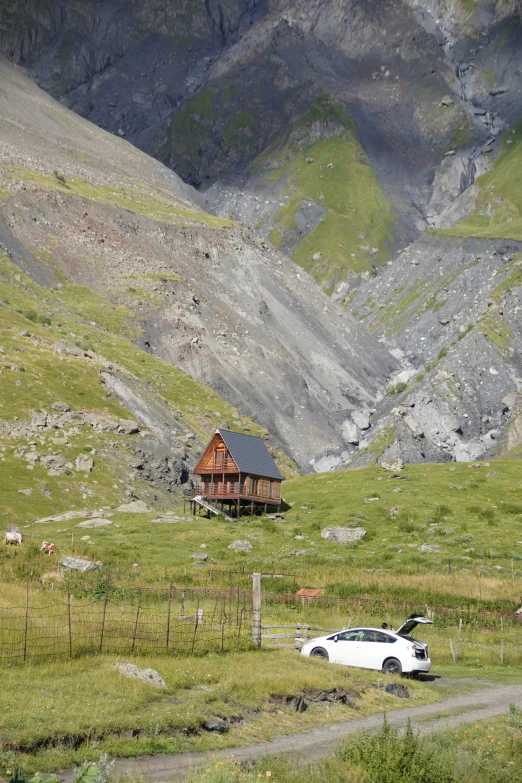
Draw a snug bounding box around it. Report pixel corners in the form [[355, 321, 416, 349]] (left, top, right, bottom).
[[396, 615, 433, 637], [362, 630, 397, 670], [328, 629, 366, 665]]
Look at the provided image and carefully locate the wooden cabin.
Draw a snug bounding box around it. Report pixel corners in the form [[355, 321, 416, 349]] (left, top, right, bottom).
[[190, 429, 283, 517]]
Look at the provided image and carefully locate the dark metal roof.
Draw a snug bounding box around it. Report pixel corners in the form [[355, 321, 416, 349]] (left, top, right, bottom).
[[218, 429, 284, 481]]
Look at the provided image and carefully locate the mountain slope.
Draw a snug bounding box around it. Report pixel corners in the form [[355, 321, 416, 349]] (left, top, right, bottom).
[[0, 57, 398, 469], [2, 1, 521, 292]]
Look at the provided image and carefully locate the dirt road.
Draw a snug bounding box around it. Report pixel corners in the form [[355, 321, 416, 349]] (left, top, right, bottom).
[[59, 678, 522, 782]]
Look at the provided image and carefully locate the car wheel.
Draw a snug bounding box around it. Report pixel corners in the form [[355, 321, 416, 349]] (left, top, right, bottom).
[[310, 647, 329, 661], [383, 658, 402, 675]]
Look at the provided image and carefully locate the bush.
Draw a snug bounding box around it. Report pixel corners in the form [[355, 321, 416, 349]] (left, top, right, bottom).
[[37, 314, 51, 325], [386, 381, 407, 396], [53, 170, 66, 184], [336, 717, 455, 783], [23, 310, 38, 322]]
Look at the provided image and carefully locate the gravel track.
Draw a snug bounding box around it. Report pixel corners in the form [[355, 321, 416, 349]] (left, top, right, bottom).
[[57, 678, 522, 782]]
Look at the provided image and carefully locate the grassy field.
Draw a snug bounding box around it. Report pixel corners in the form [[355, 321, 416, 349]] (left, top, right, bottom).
[[0, 650, 445, 774], [7, 459, 522, 604]]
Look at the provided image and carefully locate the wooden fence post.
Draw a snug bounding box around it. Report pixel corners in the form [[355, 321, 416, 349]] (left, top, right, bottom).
[[166, 583, 172, 653], [67, 583, 73, 659], [303, 625, 309, 647], [500, 617, 504, 664], [252, 573, 262, 649], [295, 623, 301, 651], [23, 579, 29, 664], [99, 572, 110, 653], [456, 618, 462, 661], [132, 589, 141, 653]]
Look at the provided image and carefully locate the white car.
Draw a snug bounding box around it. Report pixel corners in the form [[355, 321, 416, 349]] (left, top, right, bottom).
[[300, 615, 433, 675]]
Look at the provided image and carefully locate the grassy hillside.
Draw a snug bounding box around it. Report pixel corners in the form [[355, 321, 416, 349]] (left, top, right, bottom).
[[252, 99, 395, 293], [441, 121, 522, 241], [7, 448, 522, 609], [0, 251, 294, 544]]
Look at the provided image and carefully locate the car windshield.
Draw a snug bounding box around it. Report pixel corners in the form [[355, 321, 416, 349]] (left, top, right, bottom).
[[328, 630, 365, 642]]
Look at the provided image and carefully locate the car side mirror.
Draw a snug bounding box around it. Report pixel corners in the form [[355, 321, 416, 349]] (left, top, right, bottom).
[[333, 635, 339, 643]]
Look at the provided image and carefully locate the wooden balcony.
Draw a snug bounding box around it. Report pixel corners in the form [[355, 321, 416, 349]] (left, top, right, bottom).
[[188, 482, 281, 503], [199, 457, 237, 471]]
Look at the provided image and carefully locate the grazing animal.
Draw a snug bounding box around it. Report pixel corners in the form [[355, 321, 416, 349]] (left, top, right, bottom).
[[4, 531, 22, 546], [41, 541, 58, 555]]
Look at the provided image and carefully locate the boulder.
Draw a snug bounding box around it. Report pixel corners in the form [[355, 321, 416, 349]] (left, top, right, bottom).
[[116, 663, 166, 688], [42, 454, 67, 469], [352, 410, 371, 430], [321, 527, 366, 544], [418, 544, 441, 553], [228, 540, 252, 551], [51, 402, 70, 412], [54, 341, 84, 357], [116, 500, 150, 513], [203, 717, 229, 733], [76, 518, 112, 528], [380, 459, 404, 472], [75, 454, 94, 473], [190, 553, 208, 561], [31, 413, 48, 429], [385, 683, 409, 698], [60, 556, 101, 573], [341, 419, 359, 445]]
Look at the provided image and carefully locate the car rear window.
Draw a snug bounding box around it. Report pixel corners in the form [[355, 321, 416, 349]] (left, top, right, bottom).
[[363, 631, 396, 643]]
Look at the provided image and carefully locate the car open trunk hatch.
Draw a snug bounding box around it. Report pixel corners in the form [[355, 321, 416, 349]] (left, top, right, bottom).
[[396, 615, 433, 637]]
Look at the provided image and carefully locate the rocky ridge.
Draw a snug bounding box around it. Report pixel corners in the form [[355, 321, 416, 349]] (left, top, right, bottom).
[[0, 57, 398, 470], [2, 1, 521, 290]]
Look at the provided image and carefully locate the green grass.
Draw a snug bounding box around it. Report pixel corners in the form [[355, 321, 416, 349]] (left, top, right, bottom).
[[0, 165, 233, 230], [0, 651, 440, 774], [185, 707, 522, 783], [280, 461, 522, 589], [440, 122, 522, 241], [250, 98, 395, 293]]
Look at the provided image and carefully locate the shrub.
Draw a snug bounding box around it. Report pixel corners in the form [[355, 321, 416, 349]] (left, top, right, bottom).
[[37, 314, 51, 325], [386, 381, 407, 396], [23, 310, 38, 322], [53, 170, 66, 184], [336, 717, 455, 783]]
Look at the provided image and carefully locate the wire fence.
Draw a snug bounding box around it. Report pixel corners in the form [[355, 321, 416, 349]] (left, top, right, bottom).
[[0, 581, 253, 665], [261, 590, 521, 627]]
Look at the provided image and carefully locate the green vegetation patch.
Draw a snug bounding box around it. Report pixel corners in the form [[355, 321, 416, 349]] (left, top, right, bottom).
[[440, 122, 522, 241], [0, 165, 233, 229], [0, 651, 438, 774], [251, 97, 395, 293]]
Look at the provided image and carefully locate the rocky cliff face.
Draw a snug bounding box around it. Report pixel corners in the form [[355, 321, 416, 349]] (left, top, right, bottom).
[[1, 1, 522, 470], [2, 1, 521, 291], [0, 56, 397, 470]]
